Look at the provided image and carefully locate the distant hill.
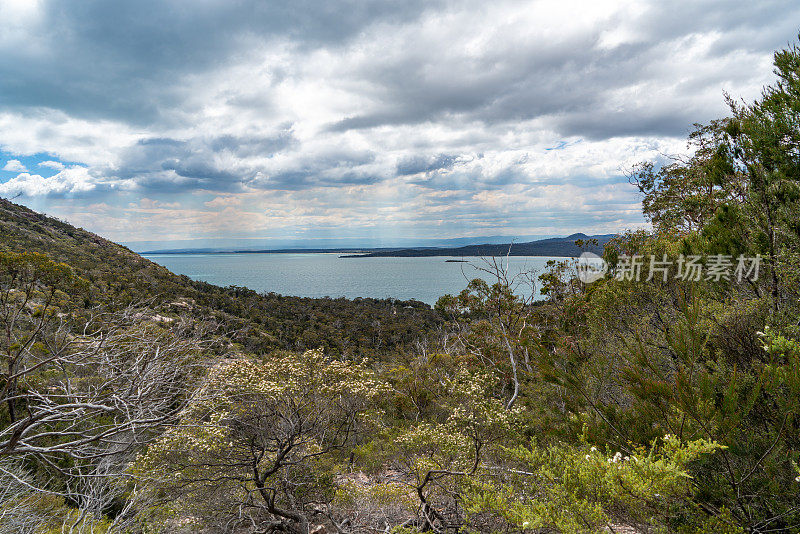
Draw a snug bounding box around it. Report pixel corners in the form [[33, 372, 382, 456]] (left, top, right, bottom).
[[142, 233, 616, 256], [340, 233, 616, 258], [133, 234, 554, 254]]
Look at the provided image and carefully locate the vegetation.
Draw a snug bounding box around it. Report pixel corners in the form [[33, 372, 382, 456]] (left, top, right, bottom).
[[3, 34, 800, 534]]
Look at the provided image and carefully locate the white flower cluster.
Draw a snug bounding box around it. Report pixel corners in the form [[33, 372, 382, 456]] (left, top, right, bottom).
[[607, 451, 636, 464]]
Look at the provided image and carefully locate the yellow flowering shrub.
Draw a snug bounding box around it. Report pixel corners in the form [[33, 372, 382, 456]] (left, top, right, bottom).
[[463, 434, 723, 534], [131, 349, 389, 532]]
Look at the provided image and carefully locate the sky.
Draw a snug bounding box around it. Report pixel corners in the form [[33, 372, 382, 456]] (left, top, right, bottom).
[[0, 0, 798, 249]]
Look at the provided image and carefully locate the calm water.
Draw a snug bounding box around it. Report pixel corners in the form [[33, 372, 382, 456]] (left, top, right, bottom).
[[142, 253, 566, 306]]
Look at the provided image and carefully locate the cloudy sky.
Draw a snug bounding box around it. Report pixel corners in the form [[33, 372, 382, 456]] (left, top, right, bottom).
[[0, 0, 797, 248]]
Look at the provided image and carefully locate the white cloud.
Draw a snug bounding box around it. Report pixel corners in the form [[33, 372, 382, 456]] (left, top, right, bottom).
[[205, 196, 243, 208], [2, 159, 27, 172], [38, 160, 65, 170], [0, 166, 96, 197], [134, 198, 182, 209], [0, 110, 139, 166], [0, 0, 44, 49]]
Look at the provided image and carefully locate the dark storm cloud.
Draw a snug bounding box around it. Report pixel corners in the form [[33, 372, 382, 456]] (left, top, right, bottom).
[[553, 109, 704, 140], [257, 169, 380, 190], [4, 0, 796, 152], [327, 1, 800, 139], [397, 154, 459, 175], [248, 150, 380, 190], [7, 0, 794, 140], [209, 131, 296, 157], [103, 130, 297, 192], [101, 129, 379, 193], [0, 0, 438, 125]]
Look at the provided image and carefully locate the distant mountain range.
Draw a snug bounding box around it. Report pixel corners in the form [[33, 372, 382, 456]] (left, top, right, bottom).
[[340, 233, 615, 258], [141, 233, 616, 257], [131, 234, 553, 253]]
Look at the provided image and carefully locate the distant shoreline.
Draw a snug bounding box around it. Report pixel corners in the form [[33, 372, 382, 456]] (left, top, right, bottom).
[[141, 250, 578, 258], [141, 249, 581, 258], [142, 248, 390, 255], [140, 233, 615, 257]]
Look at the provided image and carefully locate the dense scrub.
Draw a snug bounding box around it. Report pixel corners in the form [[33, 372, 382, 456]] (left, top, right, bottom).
[[4, 35, 800, 534]]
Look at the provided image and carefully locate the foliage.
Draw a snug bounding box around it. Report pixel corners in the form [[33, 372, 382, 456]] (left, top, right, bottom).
[[629, 120, 745, 235], [132, 350, 388, 533], [464, 435, 723, 534]]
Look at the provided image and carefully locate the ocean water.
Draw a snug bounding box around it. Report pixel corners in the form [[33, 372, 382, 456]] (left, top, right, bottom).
[[142, 253, 568, 306]]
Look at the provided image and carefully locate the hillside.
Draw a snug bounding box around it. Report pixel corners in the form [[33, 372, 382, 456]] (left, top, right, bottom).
[[0, 198, 441, 357]]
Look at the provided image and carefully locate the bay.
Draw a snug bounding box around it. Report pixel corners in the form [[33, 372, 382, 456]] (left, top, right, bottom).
[[142, 253, 569, 306]]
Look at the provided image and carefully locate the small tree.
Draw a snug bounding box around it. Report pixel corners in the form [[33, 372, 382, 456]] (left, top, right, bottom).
[[436, 258, 542, 409], [133, 350, 388, 534], [381, 368, 518, 532], [0, 251, 208, 529], [628, 120, 745, 236], [0, 251, 205, 465]]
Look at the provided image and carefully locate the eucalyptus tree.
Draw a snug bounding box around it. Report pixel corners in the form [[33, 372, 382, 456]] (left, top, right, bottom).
[[0, 251, 208, 528]]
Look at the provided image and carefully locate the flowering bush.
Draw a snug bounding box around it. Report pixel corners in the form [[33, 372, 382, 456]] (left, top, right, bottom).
[[131, 350, 389, 533], [463, 434, 723, 534]]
